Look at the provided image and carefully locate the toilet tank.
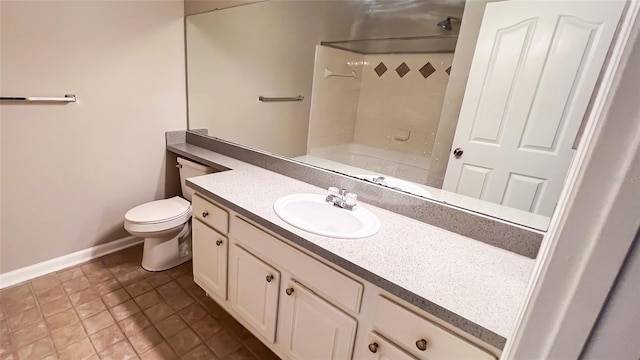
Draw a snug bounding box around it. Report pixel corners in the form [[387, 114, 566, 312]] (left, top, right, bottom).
[[177, 157, 215, 201]]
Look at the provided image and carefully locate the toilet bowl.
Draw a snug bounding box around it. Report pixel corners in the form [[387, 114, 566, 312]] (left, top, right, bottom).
[[124, 157, 214, 271]]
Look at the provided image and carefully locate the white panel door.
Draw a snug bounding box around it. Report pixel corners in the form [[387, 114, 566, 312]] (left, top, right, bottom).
[[228, 244, 280, 343], [192, 218, 227, 301], [442, 1, 623, 216], [280, 280, 357, 360]]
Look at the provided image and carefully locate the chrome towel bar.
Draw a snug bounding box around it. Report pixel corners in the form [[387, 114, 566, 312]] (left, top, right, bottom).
[[0, 94, 76, 103], [258, 95, 304, 102]]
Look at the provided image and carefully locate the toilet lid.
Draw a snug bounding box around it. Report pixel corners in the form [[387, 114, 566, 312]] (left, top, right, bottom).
[[125, 196, 191, 224]]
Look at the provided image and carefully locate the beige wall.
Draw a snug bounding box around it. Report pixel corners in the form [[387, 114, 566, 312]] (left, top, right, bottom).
[[0, 1, 186, 273]]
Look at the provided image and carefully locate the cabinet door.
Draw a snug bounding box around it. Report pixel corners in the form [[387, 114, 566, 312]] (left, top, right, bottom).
[[365, 332, 417, 360], [228, 244, 280, 343], [280, 280, 357, 360], [192, 218, 227, 301]]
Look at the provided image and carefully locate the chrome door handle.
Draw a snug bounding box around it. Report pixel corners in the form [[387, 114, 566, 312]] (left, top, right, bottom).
[[453, 148, 463, 158]]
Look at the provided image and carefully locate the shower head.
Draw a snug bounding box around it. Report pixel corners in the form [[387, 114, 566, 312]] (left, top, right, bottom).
[[437, 17, 459, 31]]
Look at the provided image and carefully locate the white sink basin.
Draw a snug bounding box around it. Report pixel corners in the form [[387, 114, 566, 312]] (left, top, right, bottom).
[[273, 194, 380, 239], [356, 174, 432, 198]]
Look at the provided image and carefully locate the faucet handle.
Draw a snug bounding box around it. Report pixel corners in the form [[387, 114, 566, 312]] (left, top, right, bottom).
[[339, 188, 347, 197], [327, 187, 339, 197], [345, 192, 357, 206]]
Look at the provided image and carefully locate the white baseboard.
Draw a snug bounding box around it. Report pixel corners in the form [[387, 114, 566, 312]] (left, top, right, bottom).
[[0, 236, 143, 289]]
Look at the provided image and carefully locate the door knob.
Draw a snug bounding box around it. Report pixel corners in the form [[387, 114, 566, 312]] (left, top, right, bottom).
[[453, 148, 464, 158], [202, 211, 209, 218], [368, 342, 379, 353]]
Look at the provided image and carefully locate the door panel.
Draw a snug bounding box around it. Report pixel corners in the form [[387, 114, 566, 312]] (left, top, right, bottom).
[[192, 218, 227, 301], [443, 1, 624, 217], [228, 244, 280, 343]]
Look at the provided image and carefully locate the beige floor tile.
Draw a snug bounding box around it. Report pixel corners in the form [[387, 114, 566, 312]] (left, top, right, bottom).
[[177, 303, 207, 323], [165, 292, 195, 312], [155, 314, 187, 339], [143, 302, 174, 323], [15, 337, 55, 360], [75, 299, 107, 320], [166, 328, 201, 356], [181, 344, 219, 360], [82, 310, 116, 335], [10, 321, 48, 348], [56, 267, 84, 283], [45, 307, 79, 331], [35, 285, 67, 306], [102, 288, 131, 308], [93, 279, 121, 297], [57, 337, 95, 360], [139, 342, 177, 360], [205, 330, 242, 358], [220, 345, 258, 360], [98, 340, 138, 360], [50, 322, 86, 351], [85, 268, 114, 285], [69, 287, 99, 307], [124, 280, 153, 298], [30, 274, 61, 295], [190, 315, 223, 341], [243, 337, 280, 360], [133, 290, 163, 310], [62, 276, 90, 295], [117, 312, 151, 337], [6, 308, 42, 333], [3, 296, 36, 319], [146, 274, 173, 288], [40, 296, 72, 318], [89, 324, 125, 352], [109, 300, 141, 322], [128, 327, 163, 354]]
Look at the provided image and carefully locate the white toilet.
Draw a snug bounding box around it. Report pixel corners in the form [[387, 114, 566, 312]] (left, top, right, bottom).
[[124, 157, 214, 271]]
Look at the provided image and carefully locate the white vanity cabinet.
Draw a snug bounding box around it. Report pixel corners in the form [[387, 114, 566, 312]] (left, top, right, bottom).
[[279, 280, 357, 359], [190, 192, 498, 360], [191, 195, 229, 302]]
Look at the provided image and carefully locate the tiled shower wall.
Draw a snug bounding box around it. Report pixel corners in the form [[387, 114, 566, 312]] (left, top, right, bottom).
[[353, 53, 453, 158], [307, 46, 453, 160]]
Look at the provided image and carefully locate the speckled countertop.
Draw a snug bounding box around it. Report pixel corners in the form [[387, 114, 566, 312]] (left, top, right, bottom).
[[169, 143, 535, 349]]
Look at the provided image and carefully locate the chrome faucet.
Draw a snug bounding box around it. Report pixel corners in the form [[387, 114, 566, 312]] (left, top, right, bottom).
[[325, 187, 357, 211]]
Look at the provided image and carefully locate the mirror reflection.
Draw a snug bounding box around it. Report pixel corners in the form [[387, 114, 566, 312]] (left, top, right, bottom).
[[186, 0, 623, 231]]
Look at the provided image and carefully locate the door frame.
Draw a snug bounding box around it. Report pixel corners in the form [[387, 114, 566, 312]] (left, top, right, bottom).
[[503, 1, 640, 358]]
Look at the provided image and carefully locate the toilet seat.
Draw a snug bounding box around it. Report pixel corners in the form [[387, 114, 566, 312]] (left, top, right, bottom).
[[125, 196, 192, 233]]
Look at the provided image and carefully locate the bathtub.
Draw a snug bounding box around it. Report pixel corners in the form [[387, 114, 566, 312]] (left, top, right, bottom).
[[307, 143, 430, 184]]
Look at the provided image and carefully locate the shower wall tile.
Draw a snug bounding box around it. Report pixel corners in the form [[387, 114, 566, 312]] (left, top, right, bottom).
[[307, 46, 363, 152], [353, 53, 453, 165]]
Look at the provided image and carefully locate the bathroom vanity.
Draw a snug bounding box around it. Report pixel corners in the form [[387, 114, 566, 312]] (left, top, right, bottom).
[[167, 134, 535, 359]]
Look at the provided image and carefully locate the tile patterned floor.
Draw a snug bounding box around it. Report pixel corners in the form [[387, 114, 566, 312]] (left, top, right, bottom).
[[0, 245, 280, 360]]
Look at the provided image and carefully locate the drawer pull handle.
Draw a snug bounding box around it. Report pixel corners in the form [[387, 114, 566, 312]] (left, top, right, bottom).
[[416, 339, 428, 351], [266, 274, 274, 282], [215, 239, 223, 246], [368, 342, 379, 353], [202, 211, 209, 218], [285, 288, 294, 296]]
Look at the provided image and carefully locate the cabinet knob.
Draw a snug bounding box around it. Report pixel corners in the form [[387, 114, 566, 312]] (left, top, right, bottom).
[[215, 239, 223, 246], [285, 288, 294, 296], [265, 274, 274, 282], [202, 211, 209, 218], [368, 342, 379, 353], [415, 338, 428, 351]]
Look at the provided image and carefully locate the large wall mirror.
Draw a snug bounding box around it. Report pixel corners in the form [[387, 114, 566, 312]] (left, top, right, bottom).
[[185, 0, 624, 232]]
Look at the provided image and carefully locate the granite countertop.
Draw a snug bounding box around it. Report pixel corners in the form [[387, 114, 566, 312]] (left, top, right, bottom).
[[168, 143, 535, 349]]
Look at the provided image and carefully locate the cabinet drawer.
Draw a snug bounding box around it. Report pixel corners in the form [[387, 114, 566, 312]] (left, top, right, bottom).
[[373, 297, 496, 360], [231, 216, 363, 314], [192, 194, 229, 235]]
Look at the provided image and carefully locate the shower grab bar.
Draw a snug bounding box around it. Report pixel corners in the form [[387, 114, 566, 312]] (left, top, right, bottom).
[[258, 95, 304, 102], [324, 68, 358, 79], [0, 94, 76, 103]]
